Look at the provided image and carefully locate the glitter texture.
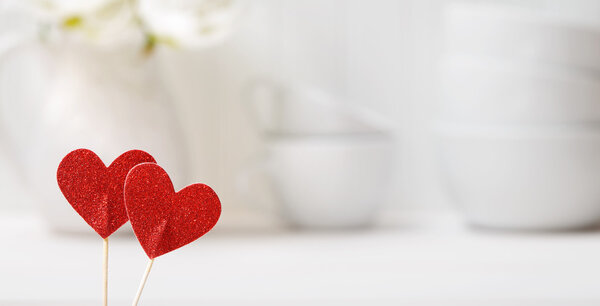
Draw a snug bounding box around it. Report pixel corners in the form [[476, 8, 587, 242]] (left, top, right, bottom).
[[57, 149, 156, 238], [124, 163, 221, 259]]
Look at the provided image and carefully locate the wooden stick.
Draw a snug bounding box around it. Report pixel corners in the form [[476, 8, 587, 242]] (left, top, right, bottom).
[[103, 238, 109, 306], [132, 258, 155, 306]]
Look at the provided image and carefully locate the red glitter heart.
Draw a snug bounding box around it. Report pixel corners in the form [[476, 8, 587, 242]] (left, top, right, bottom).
[[57, 149, 156, 238], [124, 163, 221, 258]]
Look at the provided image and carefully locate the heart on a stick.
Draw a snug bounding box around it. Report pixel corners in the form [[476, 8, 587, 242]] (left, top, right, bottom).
[[57, 149, 156, 238], [124, 163, 221, 258]]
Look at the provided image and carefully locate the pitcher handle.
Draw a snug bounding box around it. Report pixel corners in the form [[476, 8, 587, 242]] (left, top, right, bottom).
[[240, 78, 285, 134]]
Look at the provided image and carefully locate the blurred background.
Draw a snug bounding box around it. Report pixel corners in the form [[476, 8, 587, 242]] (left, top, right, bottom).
[[3, 0, 600, 305]]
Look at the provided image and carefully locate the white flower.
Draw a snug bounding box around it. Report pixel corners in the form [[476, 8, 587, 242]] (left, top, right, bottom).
[[28, 0, 142, 48], [138, 0, 242, 49], [15, 0, 241, 50]]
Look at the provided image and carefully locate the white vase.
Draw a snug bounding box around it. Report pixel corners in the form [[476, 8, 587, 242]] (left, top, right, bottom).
[[27, 43, 189, 235]]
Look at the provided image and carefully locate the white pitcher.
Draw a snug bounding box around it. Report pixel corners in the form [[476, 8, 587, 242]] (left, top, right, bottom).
[[1, 41, 189, 234]]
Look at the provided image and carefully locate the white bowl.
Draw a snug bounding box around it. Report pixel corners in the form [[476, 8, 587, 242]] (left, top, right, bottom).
[[441, 55, 600, 123], [269, 134, 395, 229], [245, 81, 393, 136], [444, 2, 600, 70], [437, 123, 600, 230]]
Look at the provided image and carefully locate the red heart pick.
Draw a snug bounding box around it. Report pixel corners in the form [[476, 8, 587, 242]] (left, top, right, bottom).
[[124, 163, 221, 259], [57, 149, 156, 238]]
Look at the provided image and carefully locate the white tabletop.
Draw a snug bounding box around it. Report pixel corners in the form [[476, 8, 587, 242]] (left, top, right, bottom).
[[2, 212, 600, 306]]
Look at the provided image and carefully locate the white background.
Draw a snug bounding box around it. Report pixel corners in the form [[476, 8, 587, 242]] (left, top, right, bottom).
[[4, 1, 600, 304]]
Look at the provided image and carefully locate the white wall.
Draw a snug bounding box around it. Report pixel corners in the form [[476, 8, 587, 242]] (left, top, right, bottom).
[[0, 0, 450, 214], [236, 0, 448, 211]]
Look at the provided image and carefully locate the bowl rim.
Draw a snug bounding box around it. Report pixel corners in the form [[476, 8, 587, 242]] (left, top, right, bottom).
[[434, 122, 600, 138], [445, 1, 600, 32], [442, 54, 600, 84]]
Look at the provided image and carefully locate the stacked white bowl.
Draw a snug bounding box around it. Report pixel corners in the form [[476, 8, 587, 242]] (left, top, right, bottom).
[[438, 1, 600, 230]]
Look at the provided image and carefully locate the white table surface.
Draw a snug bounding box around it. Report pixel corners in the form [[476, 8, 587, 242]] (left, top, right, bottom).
[[2, 212, 600, 306]]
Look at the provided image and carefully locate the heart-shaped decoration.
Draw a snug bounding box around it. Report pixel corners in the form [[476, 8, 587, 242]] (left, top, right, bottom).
[[124, 163, 221, 258], [57, 149, 156, 238]]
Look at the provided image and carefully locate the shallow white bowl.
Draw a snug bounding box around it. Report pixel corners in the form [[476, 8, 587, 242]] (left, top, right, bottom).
[[268, 134, 395, 229], [441, 55, 600, 124], [444, 2, 600, 70], [437, 123, 600, 230], [245, 81, 393, 136]]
